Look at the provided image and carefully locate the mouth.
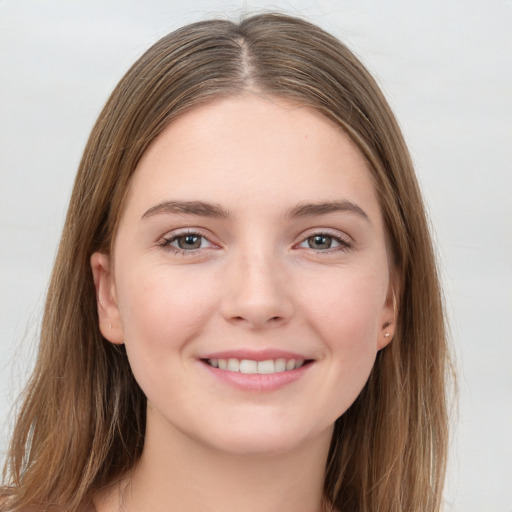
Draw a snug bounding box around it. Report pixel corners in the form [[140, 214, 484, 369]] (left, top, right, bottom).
[[203, 357, 313, 375]]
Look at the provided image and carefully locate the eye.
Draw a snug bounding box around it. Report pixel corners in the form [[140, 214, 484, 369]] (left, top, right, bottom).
[[159, 231, 214, 253], [306, 234, 337, 250], [297, 232, 352, 252]]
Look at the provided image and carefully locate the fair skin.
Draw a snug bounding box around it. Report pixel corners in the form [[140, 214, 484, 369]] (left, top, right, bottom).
[[91, 94, 395, 512]]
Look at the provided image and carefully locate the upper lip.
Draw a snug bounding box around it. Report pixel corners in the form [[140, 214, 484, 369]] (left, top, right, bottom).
[[200, 349, 312, 362]]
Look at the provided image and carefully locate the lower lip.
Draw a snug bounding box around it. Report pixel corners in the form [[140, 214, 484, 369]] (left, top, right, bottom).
[[201, 360, 313, 392]]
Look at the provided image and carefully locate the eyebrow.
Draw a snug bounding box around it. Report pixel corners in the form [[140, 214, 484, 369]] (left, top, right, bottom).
[[142, 200, 232, 220], [141, 199, 370, 223], [285, 200, 371, 223]]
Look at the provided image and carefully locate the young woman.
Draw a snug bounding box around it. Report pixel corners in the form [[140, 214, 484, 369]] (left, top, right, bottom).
[[1, 13, 451, 512]]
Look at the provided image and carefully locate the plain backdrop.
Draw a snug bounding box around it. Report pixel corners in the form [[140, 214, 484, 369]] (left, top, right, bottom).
[[0, 1, 511, 510]]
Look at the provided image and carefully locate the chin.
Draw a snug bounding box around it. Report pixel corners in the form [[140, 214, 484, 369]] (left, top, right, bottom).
[[196, 419, 333, 458]]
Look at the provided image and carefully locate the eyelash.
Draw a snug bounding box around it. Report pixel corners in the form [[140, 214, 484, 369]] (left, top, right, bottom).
[[295, 231, 352, 254], [158, 230, 352, 255], [158, 230, 216, 255]]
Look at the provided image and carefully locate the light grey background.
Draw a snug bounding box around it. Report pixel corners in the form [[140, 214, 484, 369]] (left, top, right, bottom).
[[1, 1, 511, 510]]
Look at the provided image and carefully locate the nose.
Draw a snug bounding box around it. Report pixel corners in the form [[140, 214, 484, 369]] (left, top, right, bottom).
[[219, 248, 294, 329]]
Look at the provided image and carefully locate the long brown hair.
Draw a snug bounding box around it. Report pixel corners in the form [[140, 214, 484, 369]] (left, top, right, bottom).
[[1, 13, 452, 512]]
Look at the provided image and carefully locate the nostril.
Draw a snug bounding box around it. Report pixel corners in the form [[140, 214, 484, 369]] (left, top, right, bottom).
[[229, 314, 285, 327]]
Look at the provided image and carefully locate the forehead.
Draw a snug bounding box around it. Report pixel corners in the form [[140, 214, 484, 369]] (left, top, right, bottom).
[[121, 94, 381, 222]]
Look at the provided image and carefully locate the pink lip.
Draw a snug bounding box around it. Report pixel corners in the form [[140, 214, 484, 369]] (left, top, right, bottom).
[[200, 349, 310, 362], [198, 350, 314, 393]]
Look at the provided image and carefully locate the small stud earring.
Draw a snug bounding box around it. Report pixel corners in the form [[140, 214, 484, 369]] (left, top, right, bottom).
[[383, 320, 393, 339]]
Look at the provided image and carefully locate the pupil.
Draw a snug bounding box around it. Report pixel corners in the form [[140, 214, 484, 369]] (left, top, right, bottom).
[[310, 235, 331, 249], [178, 235, 200, 249]]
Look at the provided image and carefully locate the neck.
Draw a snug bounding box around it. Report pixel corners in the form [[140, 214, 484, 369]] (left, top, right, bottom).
[[95, 415, 333, 512]]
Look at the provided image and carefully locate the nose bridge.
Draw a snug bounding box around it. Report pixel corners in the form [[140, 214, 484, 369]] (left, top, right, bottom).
[[220, 240, 293, 328]]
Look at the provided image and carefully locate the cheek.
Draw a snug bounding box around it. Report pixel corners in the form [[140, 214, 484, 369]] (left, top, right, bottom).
[[297, 268, 385, 417], [114, 264, 221, 407], [296, 264, 387, 391], [115, 263, 217, 362], [300, 266, 387, 341]]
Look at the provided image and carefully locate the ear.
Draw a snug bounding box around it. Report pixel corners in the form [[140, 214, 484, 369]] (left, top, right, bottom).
[[377, 278, 399, 350], [90, 252, 124, 344]]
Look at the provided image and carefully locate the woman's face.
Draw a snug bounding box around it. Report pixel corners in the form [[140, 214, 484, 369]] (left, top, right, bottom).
[[92, 94, 395, 456]]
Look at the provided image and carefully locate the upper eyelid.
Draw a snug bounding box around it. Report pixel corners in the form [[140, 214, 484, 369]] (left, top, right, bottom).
[[293, 229, 354, 254], [159, 229, 217, 247], [161, 227, 213, 240], [296, 227, 353, 242], [157, 227, 353, 245]]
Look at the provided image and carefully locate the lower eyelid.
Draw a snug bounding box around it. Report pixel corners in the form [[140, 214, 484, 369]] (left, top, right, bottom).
[[297, 233, 352, 250], [157, 231, 352, 253], [159, 231, 213, 250]]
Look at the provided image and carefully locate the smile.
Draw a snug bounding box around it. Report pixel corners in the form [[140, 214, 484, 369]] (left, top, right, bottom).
[[207, 358, 305, 374]]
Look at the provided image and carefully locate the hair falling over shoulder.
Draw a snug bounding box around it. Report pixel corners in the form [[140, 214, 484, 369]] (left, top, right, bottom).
[[1, 13, 454, 512]]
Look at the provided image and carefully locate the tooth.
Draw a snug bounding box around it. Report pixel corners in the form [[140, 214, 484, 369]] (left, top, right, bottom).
[[257, 360, 275, 374], [285, 359, 296, 371], [213, 357, 305, 374], [274, 358, 286, 372], [239, 359, 257, 374], [227, 358, 240, 372]]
